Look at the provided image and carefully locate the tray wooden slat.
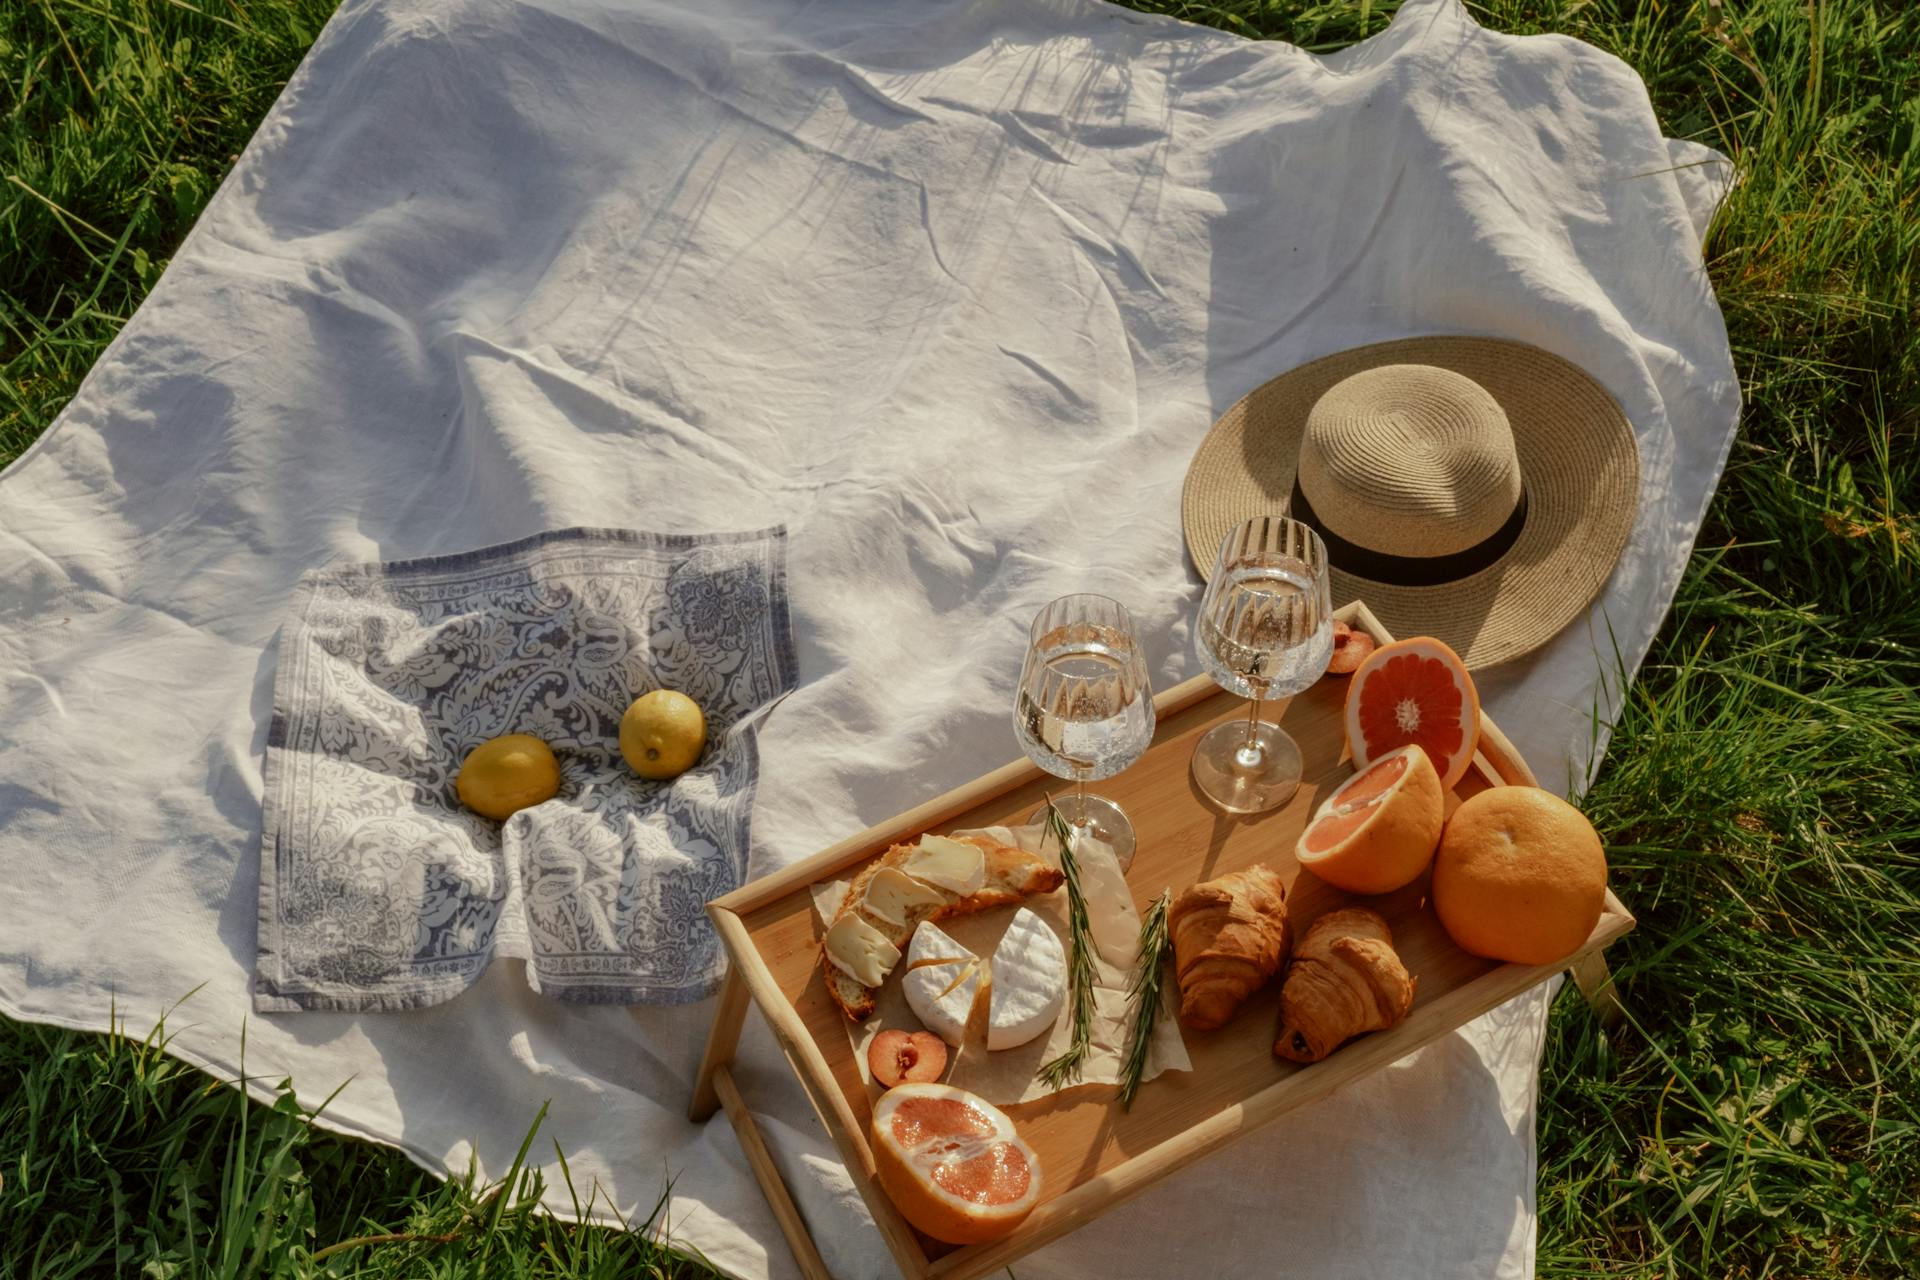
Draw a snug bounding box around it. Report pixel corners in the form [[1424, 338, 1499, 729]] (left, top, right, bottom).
[[709, 602, 1633, 1279]]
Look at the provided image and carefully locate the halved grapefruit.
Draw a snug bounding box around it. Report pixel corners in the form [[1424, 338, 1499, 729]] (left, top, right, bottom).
[[1343, 637, 1481, 791], [871, 1083, 1041, 1245], [1295, 744, 1445, 894]]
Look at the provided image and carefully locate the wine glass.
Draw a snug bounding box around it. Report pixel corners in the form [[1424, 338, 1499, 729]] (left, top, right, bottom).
[[1190, 516, 1333, 813], [1012, 593, 1155, 868]]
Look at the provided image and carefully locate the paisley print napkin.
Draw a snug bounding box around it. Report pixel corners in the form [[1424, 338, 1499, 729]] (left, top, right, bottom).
[[254, 527, 795, 1011]]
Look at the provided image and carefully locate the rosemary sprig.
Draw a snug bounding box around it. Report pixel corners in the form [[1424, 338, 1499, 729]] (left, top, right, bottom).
[[1037, 796, 1097, 1090], [1118, 888, 1172, 1110]]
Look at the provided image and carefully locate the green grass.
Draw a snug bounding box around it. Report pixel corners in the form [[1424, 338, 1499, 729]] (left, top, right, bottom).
[[3, 0, 1917, 1275], [0, 0, 336, 463], [1, 1012, 701, 1276]]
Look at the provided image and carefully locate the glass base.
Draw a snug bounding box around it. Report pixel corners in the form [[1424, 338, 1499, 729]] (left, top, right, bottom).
[[1191, 719, 1303, 814], [1029, 792, 1135, 871]]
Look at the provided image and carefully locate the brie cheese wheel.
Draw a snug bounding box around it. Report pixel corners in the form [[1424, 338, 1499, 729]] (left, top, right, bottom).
[[902, 910, 1066, 1051], [823, 913, 901, 987], [901, 835, 986, 896], [860, 866, 947, 927]]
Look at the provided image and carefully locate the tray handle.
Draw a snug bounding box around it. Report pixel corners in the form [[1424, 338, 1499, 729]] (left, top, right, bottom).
[[1473, 717, 1539, 789]]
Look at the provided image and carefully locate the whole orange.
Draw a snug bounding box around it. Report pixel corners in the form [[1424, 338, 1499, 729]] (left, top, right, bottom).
[[1431, 787, 1607, 965]]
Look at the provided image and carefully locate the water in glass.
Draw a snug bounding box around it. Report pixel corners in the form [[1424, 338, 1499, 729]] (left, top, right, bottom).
[[1011, 594, 1154, 866], [1196, 561, 1333, 700], [1015, 622, 1154, 782]]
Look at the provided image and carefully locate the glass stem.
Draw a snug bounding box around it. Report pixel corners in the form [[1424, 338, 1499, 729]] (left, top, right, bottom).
[[1234, 690, 1266, 773], [1075, 774, 1087, 813]]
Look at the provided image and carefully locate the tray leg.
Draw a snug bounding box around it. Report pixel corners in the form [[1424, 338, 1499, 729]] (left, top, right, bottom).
[[689, 961, 752, 1122], [1568, 947, 1626, 1030], [714, 1065, 833, 1280]]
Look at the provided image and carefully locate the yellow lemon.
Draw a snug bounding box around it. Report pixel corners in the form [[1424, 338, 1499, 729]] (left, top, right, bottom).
[[456, 734, 561, 820], [620, 690, 706, 780]]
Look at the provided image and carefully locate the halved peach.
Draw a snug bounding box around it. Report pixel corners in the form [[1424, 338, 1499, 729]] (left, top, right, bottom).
[[868, 1029, 948, 1088], [1325, 621, 1377, 675]]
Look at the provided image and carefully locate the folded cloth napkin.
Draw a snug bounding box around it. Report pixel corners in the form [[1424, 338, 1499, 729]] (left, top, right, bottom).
[[253, 526, 795, 1011]]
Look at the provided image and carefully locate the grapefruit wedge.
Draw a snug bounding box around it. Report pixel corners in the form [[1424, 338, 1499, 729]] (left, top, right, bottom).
[[872, 1083, 1041, 1245], [1343, 637, 1481, 792], [1296, 744, 1445, 894]]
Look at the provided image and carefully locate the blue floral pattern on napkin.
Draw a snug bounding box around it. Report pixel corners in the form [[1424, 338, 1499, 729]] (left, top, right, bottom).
[[254, 527, 795, 1011]]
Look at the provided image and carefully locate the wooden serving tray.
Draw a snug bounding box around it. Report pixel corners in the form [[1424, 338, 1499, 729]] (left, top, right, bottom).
[[690, 602, 1634, 1280]]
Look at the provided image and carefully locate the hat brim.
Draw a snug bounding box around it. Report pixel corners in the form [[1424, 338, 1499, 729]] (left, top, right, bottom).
[[1182, 336, 1640, 669]]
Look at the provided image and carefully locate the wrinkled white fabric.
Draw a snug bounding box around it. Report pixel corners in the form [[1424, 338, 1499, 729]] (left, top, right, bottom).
[[0, 0, 1737, 1276]]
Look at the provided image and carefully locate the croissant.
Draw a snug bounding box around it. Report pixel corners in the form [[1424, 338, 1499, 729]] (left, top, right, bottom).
[[1273, 908, 1416, 1063], [1169, 864, 1290, 1030]]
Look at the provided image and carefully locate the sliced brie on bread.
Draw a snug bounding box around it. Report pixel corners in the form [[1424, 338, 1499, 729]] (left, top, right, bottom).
[[821, 832, 1064, 1022]]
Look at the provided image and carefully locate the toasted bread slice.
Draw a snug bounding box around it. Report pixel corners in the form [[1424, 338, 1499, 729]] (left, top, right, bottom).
[[822, 833, 1064, 1021]]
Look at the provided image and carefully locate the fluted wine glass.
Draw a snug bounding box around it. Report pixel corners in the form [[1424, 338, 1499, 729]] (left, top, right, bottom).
[[1190, 516, 1333, 813], [1012, 593, 1155, 868]]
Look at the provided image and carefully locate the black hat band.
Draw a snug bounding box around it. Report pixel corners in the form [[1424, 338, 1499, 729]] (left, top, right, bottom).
[[1288, 479, 1529, 587]]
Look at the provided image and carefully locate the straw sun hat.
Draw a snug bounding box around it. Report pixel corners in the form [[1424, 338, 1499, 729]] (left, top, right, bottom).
[[1183, 336, 1640, 669]]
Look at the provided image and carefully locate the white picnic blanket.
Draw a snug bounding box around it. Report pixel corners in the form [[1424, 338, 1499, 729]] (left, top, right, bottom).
[[0, 0, 1738, 1276]]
